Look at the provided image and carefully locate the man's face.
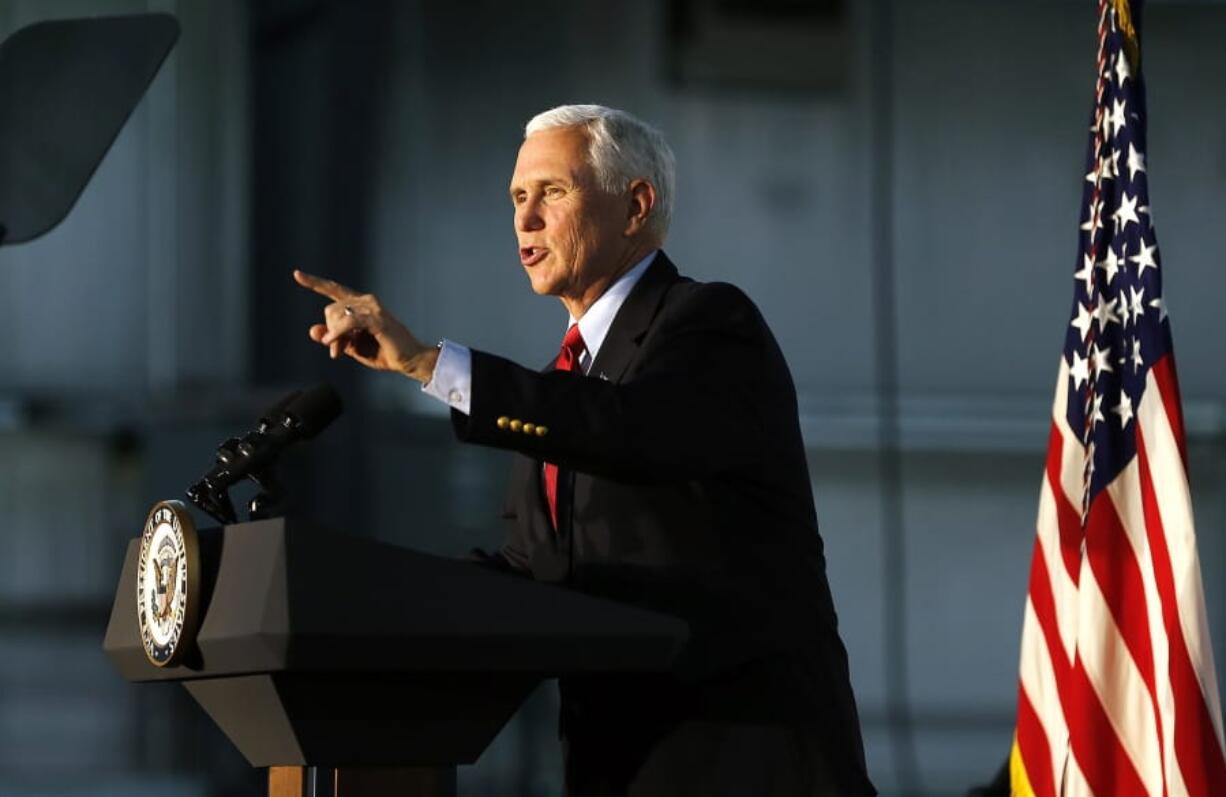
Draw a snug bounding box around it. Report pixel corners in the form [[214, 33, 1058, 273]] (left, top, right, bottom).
[[509, 126, 628, 301]]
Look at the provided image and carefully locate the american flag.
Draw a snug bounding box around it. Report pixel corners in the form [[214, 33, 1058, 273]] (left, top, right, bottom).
[[1010, 1, 1226, 795]]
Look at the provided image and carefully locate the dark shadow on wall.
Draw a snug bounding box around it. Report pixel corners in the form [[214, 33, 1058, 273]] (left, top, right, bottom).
[[249, 0, 396, 536]]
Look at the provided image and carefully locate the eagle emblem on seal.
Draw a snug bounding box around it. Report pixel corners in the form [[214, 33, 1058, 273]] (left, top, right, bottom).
[[136, 500, 200, 666]]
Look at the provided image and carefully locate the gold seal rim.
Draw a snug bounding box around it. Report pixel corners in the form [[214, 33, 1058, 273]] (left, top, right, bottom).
[[136, 499, 200, 668]]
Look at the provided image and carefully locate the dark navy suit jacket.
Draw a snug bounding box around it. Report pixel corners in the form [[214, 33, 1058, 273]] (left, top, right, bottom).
[[453, 252, 874, 795]]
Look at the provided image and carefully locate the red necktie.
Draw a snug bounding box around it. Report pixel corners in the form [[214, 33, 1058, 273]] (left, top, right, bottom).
[[545, 324, 586, 529]]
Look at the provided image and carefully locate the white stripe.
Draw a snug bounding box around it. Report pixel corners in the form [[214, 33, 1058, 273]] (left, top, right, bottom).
[[1043, 358, 1085, 663], [1064, 751, 1096, 797], [1020, 597, 1070, 795], [1105, 460, 1187, 797], [1075, 544, 1163, 795], [1167, 739, 1192, 797], [1037, 476, 1079, 664], [1051, 359, 1090, 513], [1137, 372, 1226, 755]]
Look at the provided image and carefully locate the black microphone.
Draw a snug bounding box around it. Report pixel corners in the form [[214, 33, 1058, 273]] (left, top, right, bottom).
[[281, 384, 343, 440], [186, 384, 343, 523]]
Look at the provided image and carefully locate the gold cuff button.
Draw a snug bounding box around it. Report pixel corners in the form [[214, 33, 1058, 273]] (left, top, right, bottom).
[[523, 423, 535, 434], [496, 416, 510, 429], [535, 426, 549, 437], [509, 419, 523, 432]]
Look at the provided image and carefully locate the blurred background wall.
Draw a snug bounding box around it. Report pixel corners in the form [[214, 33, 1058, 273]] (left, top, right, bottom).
[[1, 0, 1224, 795]]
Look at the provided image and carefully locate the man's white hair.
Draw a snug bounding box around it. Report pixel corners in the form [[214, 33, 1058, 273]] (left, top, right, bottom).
[[525, 104, 676, 241]]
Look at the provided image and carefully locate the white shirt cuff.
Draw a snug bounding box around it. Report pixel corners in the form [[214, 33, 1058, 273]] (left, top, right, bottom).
[[421, 340, 472, 415]]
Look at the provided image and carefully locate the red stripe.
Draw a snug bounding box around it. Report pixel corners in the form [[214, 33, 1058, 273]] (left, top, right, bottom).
[[1067, 653, 1151, 797], [1045, 422, 1084, 585], [1136, 419, 1226, 797], [1151, 354, 1188, 470], [1017, 684, 1057, 797], [1084, 495, 1158, 697], [1027, 516, 1149, 796], [1083, 492, 1167, 788], [1028, 535, 1072, 693]]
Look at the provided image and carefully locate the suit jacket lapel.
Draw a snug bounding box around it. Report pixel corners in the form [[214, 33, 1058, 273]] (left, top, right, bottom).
[[588, 251, 679, 384]]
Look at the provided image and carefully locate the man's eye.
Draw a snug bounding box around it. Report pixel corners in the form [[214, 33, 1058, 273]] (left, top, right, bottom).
[[545, 187, 564, 198]]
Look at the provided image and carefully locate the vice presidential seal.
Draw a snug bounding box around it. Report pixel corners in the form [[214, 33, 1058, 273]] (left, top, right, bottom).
[[136, 500, 200, 667]]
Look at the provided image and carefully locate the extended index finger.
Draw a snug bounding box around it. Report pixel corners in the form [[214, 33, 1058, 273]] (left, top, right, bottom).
[[293, 269, 357, 301]]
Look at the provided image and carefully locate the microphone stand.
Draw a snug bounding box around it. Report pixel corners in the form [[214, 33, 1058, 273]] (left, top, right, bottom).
[[186, 385, 342, 526], [186, 436, 288, 525], [246, 468, 285, 522]]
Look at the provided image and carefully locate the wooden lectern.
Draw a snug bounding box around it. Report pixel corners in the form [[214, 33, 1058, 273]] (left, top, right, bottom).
[[103, 518, 688, 796]]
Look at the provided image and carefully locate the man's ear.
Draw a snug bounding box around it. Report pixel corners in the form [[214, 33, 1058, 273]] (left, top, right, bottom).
[[623, 179, 657, 237]]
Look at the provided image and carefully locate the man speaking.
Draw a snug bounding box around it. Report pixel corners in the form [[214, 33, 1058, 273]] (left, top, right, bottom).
[[295, 105, 875, 796]]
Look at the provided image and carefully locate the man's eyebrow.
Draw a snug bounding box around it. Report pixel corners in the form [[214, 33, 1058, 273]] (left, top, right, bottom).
[[508, 178, 557, 198]]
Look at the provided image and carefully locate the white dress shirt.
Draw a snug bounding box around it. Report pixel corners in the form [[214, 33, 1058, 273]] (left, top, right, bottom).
[[422, 250, 657, 415]]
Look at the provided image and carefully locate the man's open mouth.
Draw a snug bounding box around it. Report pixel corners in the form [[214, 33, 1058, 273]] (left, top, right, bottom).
[[520, 246, 548, 266]]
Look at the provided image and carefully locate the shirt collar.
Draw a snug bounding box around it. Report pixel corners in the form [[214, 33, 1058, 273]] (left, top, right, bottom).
[[569, 250, 657, 363]]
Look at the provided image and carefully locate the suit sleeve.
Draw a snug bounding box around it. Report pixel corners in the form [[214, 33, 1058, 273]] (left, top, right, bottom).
[[450, 283, 773, 484]]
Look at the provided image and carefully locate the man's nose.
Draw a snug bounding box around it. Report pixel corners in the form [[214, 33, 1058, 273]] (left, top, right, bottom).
[[516, 201, 545, 232]]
